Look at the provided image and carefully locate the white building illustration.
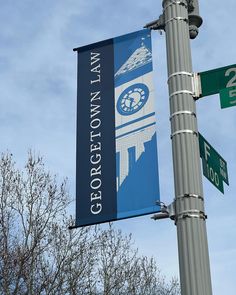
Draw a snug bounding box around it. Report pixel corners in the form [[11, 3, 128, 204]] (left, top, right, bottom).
[[115, 39, 152, 78], [115, 38, 156, 191]]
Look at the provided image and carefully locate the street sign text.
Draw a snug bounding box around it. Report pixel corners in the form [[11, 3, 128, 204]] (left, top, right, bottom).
[[199, 133, 229, 193]]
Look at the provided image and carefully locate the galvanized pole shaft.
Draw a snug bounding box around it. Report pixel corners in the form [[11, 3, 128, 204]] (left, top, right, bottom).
[[162, 0, 213, 294]]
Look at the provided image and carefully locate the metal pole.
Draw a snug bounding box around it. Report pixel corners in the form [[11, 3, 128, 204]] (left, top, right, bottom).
[[162, 0, 213, 294]]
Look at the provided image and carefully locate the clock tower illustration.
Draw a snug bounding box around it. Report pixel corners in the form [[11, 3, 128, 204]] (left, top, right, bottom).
[[113, 33, 159, 217]]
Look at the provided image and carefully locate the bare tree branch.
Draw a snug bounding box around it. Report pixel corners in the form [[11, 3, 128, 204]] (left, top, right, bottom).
[[0, 152, 180, 295]]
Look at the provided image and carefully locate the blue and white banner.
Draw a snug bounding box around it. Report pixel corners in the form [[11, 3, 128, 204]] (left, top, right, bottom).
[[74, 29, 160, 227]]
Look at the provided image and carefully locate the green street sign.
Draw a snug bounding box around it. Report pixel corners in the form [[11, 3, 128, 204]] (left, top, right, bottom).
[[220, 86, 236, 108], [199, 133, 229, 194], [199, 64, 236, 97]]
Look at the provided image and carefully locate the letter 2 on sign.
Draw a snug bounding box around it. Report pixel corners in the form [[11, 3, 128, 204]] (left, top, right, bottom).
[[225, 67, 236, 88]]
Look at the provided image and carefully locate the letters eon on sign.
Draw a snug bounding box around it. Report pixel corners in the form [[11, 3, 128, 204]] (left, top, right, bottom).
[[74, 29, 161, 227]]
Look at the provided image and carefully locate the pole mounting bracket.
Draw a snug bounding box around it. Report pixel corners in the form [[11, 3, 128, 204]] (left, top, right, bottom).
[[151, 201, 176, 221], [144, 14, 165, 30], [192, 73, 202, 99]]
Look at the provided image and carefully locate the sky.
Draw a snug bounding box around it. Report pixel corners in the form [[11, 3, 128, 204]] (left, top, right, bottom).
[[0, 0, 236, 294]]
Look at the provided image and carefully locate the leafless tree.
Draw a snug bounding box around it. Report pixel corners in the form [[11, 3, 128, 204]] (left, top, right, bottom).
[[93, 225, 180, 295], [0, 152, 180, 295]]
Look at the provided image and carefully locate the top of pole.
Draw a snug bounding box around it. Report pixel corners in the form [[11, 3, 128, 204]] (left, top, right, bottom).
[[160, 0, 203, 39]]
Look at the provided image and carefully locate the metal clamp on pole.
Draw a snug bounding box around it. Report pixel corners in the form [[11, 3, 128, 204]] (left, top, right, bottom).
[[169, 110, 196, 121], [168, 72, 202, 99], [176, 193, 204, 201], [169, 90, 193, 99], [176, 209, 207, 221], [167, 71, 193, 83], [163, 0, 188, 11], [165, 17, 188, 25], [171, 129, 198, 139]]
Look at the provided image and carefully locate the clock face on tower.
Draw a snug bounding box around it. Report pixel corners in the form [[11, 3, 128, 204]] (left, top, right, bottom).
[[117, 83, 149, 116]]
